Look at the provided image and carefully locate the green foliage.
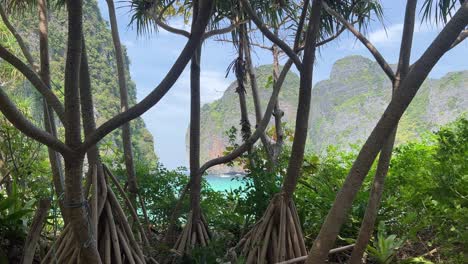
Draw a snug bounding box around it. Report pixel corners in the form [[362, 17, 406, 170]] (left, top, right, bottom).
[[366, 222, 404, 264], [383, 118, 468, 262], [0, 184, 35, 240], [0, 21, 24, 83], [0, 99, 51, 200]]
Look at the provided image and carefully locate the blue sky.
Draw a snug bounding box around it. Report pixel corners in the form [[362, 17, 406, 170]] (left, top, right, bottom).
[[97, 0, 467, 169]]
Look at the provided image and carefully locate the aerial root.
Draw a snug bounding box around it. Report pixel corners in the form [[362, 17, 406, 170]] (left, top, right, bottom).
[[232, 193, 306, 264], [41, 164, 155, 264], [172, 211, 211, 255]]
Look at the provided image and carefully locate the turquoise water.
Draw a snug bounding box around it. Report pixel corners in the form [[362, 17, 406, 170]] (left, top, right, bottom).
[[205, 174, 245, 192]]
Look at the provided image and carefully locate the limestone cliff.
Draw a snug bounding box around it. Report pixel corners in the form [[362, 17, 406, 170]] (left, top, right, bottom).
[[191, 56, 467, 174]]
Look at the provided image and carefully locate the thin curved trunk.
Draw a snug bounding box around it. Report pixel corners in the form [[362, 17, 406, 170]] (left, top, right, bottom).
[[164, 183, 189, 244], [189, 47, 202, 223], [236, 22, 254, 168], [271, 40, 284, 162], [21, 199, 51, 264], [172, 2, 212, 254], [0, 4, 35, 68], [281, 0, 322, 199], [349, 1, 417, 262], [307, 4, 468, 262], [38, 0, 65, 207], [80, 37, 104, 237], [63, 1, 101, 262], [106, 0, 138, 209], [348, 129, 396, 264], [242, 24, 275, 167]]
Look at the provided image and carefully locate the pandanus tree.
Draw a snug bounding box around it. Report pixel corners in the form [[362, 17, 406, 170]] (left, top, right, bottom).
[[0, 0, 215, 262], [307, 0, 467, 263], [230, 0, 321, 262], [130, 0, 240, 253], [229, 0, 384, 262], [305, 1, 468, 263]]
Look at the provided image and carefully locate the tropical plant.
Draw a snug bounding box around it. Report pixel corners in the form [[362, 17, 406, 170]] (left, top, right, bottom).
[[366, 222, 404, 264], [0, 186, 35, 238]]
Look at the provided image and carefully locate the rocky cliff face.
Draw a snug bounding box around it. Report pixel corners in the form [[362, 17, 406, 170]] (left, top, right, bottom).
[[3, 0, 157, 163], [194, 56, 467, 174], [196, 65, 300, 173], [309, 55, 468, 153]]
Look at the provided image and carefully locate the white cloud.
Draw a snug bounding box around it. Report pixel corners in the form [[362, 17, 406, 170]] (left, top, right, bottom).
[[200, 71, 231, 103], [122, 40, 135, 47], [337, 23, 404, 51], [414, 20, 446, 34], [368, 24, 403, 45], [171, 69, 230, 104]]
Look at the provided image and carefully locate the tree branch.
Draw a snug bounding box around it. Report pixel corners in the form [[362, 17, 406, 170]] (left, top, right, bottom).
[[215, 38, 274, 51], [0, 45, 65, 122], [80, 0, 214, 153], [240, 0, 302, 70], [203, 22, 241, 40], [148, 7, 241, 41], [0, 4, 36, 69], [323, 2, 396, 82], [317, 25, 347, 47], [296, 25, 347, 52], [198, 58, 294, 175], [450, 29, 467, 49], [147, 11, 191, 37], [0, 88, 72, 156]]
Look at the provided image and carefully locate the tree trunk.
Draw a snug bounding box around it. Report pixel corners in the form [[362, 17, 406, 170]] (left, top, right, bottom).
[[349, 1, 417, 262], [106, 0, 138, 209], [63, 1, 101, 262], [38, 0, 65, 208], [189, 47, 202, 223], [21, 199, 51, 264], [235, 23, 254, 169], [306, 4, 468, 262], [242, 24, 275, 167], [80, 37, 105, 238], [233, 2, 321, 262], [271, 39, 284, 162], [348, 128, 396, 264], [172, 2, 211, 254], [281, 0, 322, 199]]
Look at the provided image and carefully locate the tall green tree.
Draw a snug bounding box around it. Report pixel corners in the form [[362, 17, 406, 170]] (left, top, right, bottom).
[[129, 0, 247, 252]]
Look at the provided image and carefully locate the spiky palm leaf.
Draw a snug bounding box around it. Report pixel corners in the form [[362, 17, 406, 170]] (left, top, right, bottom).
[[127, 0, 235, 36], [0, 0, 65, 14], [421, 0, 464, 24]]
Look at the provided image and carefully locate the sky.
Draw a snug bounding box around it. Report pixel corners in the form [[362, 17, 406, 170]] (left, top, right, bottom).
[[96, 0, 467, 169]]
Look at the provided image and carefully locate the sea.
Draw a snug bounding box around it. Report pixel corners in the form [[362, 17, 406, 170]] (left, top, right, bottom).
[[205, 174, 245, 192]]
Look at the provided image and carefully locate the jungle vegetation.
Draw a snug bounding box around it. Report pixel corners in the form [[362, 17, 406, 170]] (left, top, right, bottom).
[[0, 0, 466, 263]]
